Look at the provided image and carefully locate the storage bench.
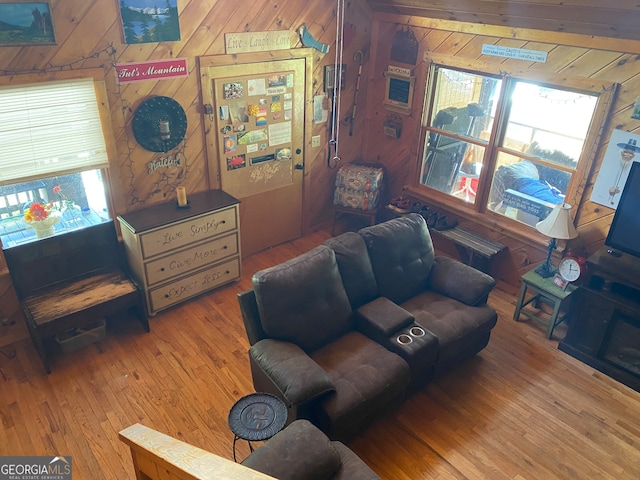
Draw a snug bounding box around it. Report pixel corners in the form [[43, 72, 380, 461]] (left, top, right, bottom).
[[3, 220, 149, 373], [432, 226, 507, 274]]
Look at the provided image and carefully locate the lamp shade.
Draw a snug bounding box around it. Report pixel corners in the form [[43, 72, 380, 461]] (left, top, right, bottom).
[[536, 203, 578, 240]]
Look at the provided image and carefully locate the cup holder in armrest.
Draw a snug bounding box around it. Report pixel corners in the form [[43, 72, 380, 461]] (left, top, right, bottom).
[[409, 326, 425, 337], [396, 333, 413, 345]]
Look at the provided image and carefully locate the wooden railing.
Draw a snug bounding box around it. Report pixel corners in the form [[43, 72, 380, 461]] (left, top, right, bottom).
[[119, 424, 275, 480]]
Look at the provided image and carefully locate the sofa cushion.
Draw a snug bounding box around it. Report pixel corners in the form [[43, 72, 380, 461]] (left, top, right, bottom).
[[400, 291, 498, 363], [253, 245, 353, 352], [324, 232, 379, 309], [359, 213, 435, 304], [311, 331, 410, 441], [242, 419, 341, 480]]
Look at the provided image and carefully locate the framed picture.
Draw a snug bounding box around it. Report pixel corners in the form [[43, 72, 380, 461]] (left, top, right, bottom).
[[117, 0, 180, 45], [0, 2, 56, 46], [552, 273, 569, 291]]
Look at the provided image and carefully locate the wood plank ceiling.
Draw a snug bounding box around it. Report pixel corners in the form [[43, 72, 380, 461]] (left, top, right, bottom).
[[365, 0, 640, 41]]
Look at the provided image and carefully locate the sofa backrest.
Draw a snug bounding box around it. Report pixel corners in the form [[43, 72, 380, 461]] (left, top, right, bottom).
[[324, 232, 379, 310], [358, 213, 435, 304], [252, 245, 354, 352]]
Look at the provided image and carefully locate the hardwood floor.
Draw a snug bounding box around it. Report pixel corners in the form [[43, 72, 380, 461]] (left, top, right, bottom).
[[1, 229, 639, 479]]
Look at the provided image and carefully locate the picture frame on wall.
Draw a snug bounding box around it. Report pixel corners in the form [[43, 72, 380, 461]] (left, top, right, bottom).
[[0, 2, 56, 46], [117, 0, 180, 44]]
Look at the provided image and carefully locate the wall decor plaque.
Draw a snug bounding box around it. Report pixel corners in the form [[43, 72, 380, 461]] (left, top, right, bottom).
[[132, 96, 187, 153]]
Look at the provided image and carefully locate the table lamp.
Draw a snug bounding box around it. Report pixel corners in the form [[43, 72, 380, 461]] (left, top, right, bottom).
[[535, 203, 578, 277]]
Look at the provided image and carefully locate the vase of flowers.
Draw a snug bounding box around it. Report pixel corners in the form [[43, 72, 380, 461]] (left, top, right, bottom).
[[24, 202, 62, 239]]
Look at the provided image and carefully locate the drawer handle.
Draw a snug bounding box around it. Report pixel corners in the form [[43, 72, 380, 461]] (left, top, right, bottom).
[[160, 267, 165, 272], [223, 245, 228, 249], [225, 270, 230, 274], [164, 294, 170, 298]]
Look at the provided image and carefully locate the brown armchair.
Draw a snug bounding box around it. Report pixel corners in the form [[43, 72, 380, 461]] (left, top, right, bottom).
[[242, 419, 380, 480]]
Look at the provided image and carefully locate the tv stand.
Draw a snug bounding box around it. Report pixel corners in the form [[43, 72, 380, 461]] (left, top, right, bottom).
[[558, 247, 640, 393]]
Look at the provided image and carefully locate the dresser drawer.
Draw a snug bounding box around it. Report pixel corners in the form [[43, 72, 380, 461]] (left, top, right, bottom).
[[140, 206, 237, 258], [148, 257, 240, 313], [144, 233, 239, 286]]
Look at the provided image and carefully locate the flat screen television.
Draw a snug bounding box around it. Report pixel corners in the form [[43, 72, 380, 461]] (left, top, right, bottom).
[[605, 160, 640, 258]]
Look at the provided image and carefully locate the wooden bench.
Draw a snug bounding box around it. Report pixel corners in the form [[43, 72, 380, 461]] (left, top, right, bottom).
[[432, 226, 507, 274], [3, 220, 149, 373]]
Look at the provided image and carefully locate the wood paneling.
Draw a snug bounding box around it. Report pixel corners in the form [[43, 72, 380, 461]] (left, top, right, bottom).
[[362, 15, 640, 291], [1, 231, 640, 479], [0, 0, 373, 342], [366, 1, 640, 42]]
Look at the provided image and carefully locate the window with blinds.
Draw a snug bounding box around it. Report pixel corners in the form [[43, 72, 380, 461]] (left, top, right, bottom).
[[0, 78, 109, 185], [0, 77, 112, 247]]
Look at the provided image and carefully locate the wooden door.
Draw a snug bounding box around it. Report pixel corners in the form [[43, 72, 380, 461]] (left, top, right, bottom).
[[201, 53, 311, 257]]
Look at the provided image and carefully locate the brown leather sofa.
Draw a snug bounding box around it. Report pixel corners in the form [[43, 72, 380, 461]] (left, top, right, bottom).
[[242, 419, 381, 480], [238, 213, 497, 442]]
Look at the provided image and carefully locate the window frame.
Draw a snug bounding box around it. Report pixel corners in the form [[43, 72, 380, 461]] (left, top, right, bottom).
[[410, 53, 617, 243], [0, 69, 118, 249]]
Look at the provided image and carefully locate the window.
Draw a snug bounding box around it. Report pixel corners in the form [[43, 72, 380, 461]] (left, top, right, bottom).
[[0, 75, 112, 247], [417, 60, 609, 230]]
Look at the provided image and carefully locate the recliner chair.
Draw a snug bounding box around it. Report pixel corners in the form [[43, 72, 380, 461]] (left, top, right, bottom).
[[242, 419, 381, 480]]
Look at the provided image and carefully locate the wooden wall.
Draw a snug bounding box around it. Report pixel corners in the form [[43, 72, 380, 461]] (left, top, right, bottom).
[[0, 0, 373, 346], [2, 0, 640, 343], [361, 13, 640, 293]]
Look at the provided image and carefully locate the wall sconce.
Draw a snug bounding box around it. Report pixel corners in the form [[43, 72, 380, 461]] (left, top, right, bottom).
[[132, 96, 187, 153], [159, 120, 171, 141]]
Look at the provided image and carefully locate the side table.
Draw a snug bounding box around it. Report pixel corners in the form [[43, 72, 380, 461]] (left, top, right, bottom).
[[513, 266, 578, 339], [228, 392, 288, 462]]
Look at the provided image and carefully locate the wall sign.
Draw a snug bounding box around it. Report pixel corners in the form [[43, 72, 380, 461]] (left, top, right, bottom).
[[225, 30, 292, 54], [116, 58, 188, 84], [481, 44, 548, 63]]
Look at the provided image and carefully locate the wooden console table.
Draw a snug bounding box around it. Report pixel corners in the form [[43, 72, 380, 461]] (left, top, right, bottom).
[[118, 190, 241, 316]]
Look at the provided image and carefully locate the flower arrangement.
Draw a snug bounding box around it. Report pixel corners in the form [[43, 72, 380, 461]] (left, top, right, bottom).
[[24, 200, 62, 239], [24, 201, 54, 222]]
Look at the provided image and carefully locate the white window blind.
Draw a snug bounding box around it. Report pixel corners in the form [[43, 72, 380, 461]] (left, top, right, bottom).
[[0, 78, 109, 186]]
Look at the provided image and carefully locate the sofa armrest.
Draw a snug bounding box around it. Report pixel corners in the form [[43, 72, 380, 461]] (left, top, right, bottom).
[[249, 339, 336, 406], [427, 256, 496, 306], [241, 420, 341, 480], [356, 297, 414, 343]]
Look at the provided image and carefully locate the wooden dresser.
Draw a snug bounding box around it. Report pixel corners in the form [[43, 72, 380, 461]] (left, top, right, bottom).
[[117, 190, 241, 316]]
